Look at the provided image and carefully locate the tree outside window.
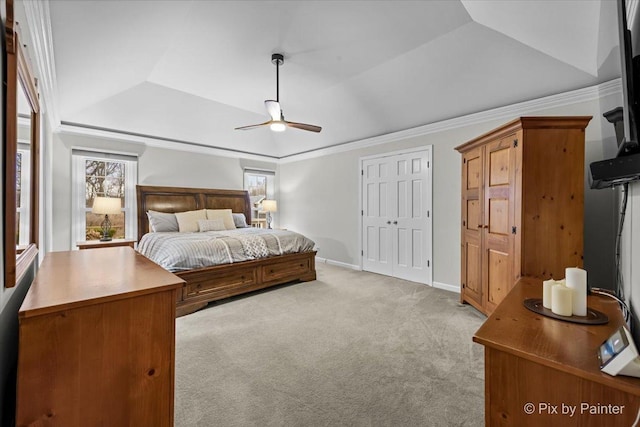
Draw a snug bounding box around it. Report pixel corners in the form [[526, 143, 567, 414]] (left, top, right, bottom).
[[84, 160, 126, 240]]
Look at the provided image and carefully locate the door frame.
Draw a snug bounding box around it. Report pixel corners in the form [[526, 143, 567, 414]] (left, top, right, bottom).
[[359, 145, 433, 285]]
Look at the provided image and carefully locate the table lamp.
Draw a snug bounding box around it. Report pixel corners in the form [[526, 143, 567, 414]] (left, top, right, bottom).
[[262, 200, 277, 229], [92, 196, 121, 241]]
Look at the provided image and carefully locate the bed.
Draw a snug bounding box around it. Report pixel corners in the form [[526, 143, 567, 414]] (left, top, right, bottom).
[[136, 185, 317, 316]]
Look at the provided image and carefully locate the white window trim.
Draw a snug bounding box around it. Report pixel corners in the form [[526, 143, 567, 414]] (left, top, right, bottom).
[[71, 152, 138, 245]]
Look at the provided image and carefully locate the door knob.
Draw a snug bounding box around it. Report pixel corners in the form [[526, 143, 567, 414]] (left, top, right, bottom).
[[393, 221, 398, 225], [386, 221, 391, 224]]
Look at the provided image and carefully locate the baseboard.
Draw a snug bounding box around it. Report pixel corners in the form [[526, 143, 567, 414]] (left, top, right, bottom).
[[433, 281, 460, 294], [315, 257, 362, 271], [315, 258, 460, 293]]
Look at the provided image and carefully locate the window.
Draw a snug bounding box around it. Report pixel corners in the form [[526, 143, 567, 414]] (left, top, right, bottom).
[[16, 143, 31, 245], [243, 169, 275, 222], [72, 151, 138, 243]]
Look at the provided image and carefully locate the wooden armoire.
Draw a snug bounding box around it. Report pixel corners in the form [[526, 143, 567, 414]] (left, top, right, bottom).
[[455, 116, 591, 315]]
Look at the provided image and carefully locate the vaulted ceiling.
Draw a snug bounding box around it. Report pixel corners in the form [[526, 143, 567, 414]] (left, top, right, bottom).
[[32, 1, 620, 158]]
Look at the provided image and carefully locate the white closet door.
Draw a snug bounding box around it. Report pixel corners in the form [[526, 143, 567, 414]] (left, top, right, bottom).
[[392, 151, 431, 283], [362, 157, 393, 276], [361, 149, 432, 285]]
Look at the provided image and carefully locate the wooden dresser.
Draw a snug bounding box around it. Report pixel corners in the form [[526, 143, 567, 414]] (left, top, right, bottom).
[[455, 116, 592, 315], [474, 277, 640, 426], [16, 247, 184, 427]]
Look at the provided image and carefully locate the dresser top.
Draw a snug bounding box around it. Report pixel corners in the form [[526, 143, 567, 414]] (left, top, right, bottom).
[[474, 277, 640, 396], [19, 247, 184, 318]]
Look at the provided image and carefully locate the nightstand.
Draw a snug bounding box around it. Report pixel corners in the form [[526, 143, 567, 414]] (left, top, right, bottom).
[[77, 238, 137, 250]]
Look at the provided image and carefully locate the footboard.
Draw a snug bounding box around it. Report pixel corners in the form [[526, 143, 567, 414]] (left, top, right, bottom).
[[175, 251, 316, 316]]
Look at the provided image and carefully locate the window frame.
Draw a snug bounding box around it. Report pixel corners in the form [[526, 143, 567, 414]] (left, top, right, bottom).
[[71, 152, 138, 244], [243, 168, 275, 221]]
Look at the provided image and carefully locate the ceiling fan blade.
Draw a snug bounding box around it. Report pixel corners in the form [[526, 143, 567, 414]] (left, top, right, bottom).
[[265, 100, 281, 121], [286, 121, 322, 133], [234, 120, 271, 131]]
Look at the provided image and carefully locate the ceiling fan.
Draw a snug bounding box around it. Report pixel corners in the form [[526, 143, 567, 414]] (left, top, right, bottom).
[[235, 53, 322, 133]]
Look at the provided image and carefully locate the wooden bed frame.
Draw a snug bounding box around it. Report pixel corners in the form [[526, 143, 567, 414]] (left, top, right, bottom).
[[136, 185, 316, 316]]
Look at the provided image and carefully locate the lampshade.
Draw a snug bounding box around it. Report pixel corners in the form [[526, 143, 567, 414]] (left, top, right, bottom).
[[92, 196, 121, 215], [262, 200, 277, 212]]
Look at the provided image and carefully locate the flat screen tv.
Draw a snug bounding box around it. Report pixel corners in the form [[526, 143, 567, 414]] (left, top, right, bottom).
[[617, 0, 640, 156], [589, 0, 640, 189]]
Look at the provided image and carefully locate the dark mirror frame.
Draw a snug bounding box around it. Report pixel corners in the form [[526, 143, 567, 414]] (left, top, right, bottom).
[[4, 0, 40, 288]]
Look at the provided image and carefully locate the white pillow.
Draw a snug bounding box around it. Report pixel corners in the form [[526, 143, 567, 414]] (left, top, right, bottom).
[[198, 219, 226, 232], [206, 209, 236, 230], [175, 209, 207, 232]]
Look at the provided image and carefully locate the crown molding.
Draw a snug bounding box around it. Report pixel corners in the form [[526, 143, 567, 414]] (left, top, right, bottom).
[[57, 79, 621, 164], [279, 79, 622, 163], [21, 0, 60, 129], [57, 122, 277, 162]]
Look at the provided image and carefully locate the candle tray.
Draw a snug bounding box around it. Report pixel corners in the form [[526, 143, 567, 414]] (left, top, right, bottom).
[[523, 298, 609, 325]]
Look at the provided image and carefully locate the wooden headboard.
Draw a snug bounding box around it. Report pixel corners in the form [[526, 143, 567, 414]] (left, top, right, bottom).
[[136, 185, 252, 241]]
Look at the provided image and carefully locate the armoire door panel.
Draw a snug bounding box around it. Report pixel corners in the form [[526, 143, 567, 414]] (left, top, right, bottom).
[[466, 156, 481, 190], [487, 249, 510, 306], [482, 137, 516, 314], [488, 199, 509, 236], [488, 147, 510, 186], [467, 200, 480, 231], [464, 240, 482, 304]]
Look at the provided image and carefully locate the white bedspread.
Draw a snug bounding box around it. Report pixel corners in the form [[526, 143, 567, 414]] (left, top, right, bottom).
[[137, 228, 315, 272]]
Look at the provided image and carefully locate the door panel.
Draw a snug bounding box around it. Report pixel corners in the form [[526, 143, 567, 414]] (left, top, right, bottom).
[[362, 158, 393, 276], [461, 147, 483, 307], [483, 138, 516, 314], [363, 150, 432, 284], [487, 249, 509, 305], [465, 241, 482, 302], [392, 151, 430, 283], [488, 198, 509, 235]]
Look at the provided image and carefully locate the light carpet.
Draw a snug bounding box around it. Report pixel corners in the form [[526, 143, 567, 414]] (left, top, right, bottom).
[[175, 262, 486, 426]]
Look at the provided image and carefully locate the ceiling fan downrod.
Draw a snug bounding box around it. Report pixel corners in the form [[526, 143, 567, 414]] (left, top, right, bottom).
[[272, 53, 284, 103]]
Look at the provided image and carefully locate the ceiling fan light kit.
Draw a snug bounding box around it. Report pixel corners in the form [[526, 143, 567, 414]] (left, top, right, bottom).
[[235, 53, 321, 133], [270, 121, 286, 132]]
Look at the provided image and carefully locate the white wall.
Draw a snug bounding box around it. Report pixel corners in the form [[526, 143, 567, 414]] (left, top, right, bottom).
[[280, 92, 621, 288], [50, 132, 276, 251], [622, 182, 640, 341]]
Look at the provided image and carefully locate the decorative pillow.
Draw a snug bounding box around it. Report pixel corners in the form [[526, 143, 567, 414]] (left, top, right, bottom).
[[232, 213, 249, 228], [175, 209, 207, 232], [147, 210, 179, 232], [198, 219, 226, 232], [206, 209, 236, 230]]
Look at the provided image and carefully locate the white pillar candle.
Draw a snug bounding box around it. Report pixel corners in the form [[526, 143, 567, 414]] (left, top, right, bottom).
[[566, 267, 587, 316], [543, 279, 556, 309], [551, 285, 573, 316]]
